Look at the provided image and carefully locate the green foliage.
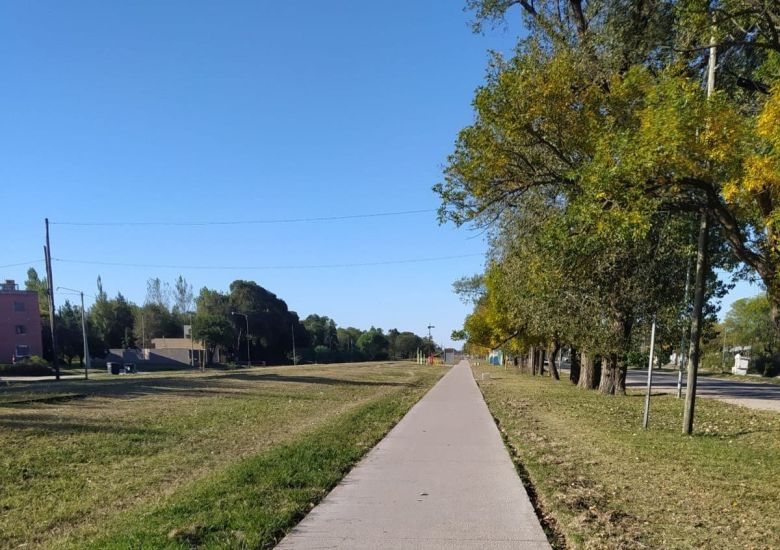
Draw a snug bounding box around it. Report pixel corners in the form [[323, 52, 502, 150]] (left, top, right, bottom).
[[303, 314, 338, 349], [0, 357, 53, 376], [133, 303, 180, 347], [89, 277, 135, 350], [172, 275, 193, 314], [227, 280, 306, 365], [192, 314, 234, 359], [356, 327, 389, 360], [56, 301, 84, 365], [441, 0, 780, 386], [723, 294, 778, 353], [24, 268, 48, 318]]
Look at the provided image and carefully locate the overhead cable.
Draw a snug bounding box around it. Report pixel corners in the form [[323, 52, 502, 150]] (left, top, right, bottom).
[[51, 253, 483, 271], [51, 208, 437, 227]]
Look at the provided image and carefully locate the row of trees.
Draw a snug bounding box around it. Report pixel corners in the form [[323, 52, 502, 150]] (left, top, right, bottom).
[[700, 294, 780, 377], [26, 268, 433, 366], [440, 1, 780, 393]]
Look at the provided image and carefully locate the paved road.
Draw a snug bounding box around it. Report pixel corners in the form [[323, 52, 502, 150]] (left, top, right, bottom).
[[625, 369, 780, 413], [276, 361, 550, 549]]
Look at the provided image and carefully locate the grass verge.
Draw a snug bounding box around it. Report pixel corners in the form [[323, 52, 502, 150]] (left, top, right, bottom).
[[0, 362, 442, 549], [72, 391, 423, 549], [473, 365, 780, 549]]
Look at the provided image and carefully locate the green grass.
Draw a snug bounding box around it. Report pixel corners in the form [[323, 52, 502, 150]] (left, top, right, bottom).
[[0, 361, 443, 549], [473, 365, 780, 549]]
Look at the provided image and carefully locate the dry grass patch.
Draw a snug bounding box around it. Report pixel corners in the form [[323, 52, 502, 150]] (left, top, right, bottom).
[[473, 365, 780, 549]]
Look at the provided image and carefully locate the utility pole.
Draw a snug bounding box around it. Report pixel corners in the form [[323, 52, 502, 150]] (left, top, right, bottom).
[[44, 218, 59, 381], [642, 315, 657, 429], [683, 214, 709, 434], [79, 291, 90, 378], [683, 29, 716, 435], [57, 286, 91, 379]]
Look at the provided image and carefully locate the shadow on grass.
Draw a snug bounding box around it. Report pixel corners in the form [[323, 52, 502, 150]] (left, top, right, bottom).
[[217, 372, 412, 388], [0, 413, 168, 436], [0, 370, 412, 409]]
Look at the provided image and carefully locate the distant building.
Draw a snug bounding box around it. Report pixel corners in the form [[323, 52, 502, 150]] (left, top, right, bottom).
[[0, 279, 43, 361], [732, 349, 751, 376], [443, 348, 459, 365], [488, 349, 504, 366]]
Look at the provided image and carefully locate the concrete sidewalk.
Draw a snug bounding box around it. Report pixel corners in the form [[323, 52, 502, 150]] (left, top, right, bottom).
[[276, 361, 550, 549]]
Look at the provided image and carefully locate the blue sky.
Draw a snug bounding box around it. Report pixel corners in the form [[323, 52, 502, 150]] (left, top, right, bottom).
[[0, 1, 523, 347], [0, 1, 761, 346]]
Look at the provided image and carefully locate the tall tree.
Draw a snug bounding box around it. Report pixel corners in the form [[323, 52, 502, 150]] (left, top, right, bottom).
[[172, 275, 194, 314], [24, 267, 48, 317], [56, 300, 83, 365], [356, 327, 389, 360], [89, 277, 135, 350], [459, 0, 780, 337], [228, 280, 307, 364], [194, 287, 235, 363], [145, 277, 171, 310]]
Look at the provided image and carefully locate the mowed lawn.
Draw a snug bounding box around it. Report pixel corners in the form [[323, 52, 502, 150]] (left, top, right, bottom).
[[473, 365, 780, 549], [0, 362, 443, 549]]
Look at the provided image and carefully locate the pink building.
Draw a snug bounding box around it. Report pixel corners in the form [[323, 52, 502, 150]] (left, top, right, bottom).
[[0, 279, 43, 361]]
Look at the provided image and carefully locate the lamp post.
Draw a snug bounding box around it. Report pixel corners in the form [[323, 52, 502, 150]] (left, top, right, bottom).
[[56, 286, 90, 379], [427, 324, 435, 363], [189, 313, 194, 368], [232, 311, 251, 366]]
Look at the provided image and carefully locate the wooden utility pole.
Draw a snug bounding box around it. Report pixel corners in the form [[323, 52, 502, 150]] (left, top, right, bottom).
[[683, 214, 709, 434], [44, 218, 59, 381], [683, 29, 717, 435]]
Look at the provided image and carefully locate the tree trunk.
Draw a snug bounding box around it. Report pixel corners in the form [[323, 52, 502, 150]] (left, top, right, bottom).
[[594, 355, 602, 386], [578, 351, 597, 389], [549, 342, 561, 380], [538, 348, 546, 376], [616, 353, 627, 395], [569, 347, 580, 385], [770, 293, 780, 338], [531, 347, 538, 375], [599, 353, 619, 395]]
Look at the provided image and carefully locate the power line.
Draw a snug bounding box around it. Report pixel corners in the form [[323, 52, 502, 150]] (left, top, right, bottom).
[[51, 253, 484, 271], [50, 208, 437, 227], [0, 259, 45, 269]]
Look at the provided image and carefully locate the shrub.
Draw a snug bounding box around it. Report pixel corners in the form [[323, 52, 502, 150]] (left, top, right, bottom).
[[753, 354, 780, 377], [0, 357, 54, 377]]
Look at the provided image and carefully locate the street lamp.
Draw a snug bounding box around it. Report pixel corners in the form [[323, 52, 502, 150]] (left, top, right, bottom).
[[56, 286, 90, 379], [231, 311, 251, 366], [189, 313, 194, 368]]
